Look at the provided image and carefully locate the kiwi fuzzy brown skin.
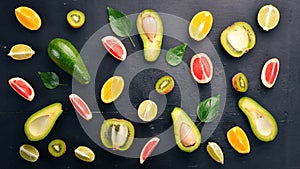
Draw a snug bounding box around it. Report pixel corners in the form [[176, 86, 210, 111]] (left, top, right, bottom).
[[232, 72, 248, 92], [48, 139, 67, 157]]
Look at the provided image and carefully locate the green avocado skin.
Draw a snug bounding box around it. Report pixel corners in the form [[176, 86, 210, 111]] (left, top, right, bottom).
[[48, 38, 90, 85]]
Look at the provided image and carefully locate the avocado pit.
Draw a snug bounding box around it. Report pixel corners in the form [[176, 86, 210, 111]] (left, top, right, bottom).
[[180, 122, 197, 147], [142, 15, 157, 42]]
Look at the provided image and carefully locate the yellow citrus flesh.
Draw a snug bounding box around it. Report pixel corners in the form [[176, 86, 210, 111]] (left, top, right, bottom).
[[257, 4, 280, 31], [19, 144, 39, 162], [138, 100, 158, 122], [15, 6, 42, 31], [74, 146, 95, 162], [227, 126, 250, 154], [8, 44, 35, 60], [189, 11, 213, 41], [101, 76, 124, 103], [206, 142, 224, 164]]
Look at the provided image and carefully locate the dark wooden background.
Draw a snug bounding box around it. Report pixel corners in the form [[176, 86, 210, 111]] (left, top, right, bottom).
[[0, 0, 299, 168]]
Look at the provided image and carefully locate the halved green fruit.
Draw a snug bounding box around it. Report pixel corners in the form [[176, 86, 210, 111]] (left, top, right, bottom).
[[100, 118, 135, 151], [24, 102, 63, 141], [137, 9, 163, 62], [19, 144, 39, 162], [48, 139, 66, 157], [220, 22, 256, 57], [155, 75, 174, 94], [171, 107, 201, 152], [67, 10, 85, 29], [232, 72, 248, 92], [238, 97, 278, 142]]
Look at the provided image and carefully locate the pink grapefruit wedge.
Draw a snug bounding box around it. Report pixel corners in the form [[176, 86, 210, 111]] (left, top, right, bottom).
[[102, 36, 127, 61], [69, 93, 92, 120], [261, 58, 280, 88], [140, 137, 160, 164], [190, 53, 213, 84], [8, 77, 35, 101]]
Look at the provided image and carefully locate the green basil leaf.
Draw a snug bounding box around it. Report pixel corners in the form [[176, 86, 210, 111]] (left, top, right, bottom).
[[197, 94, 220, 123], [166, 43, 187, 66], [107, 6, 135, 47], [38, 72, 60, 89]]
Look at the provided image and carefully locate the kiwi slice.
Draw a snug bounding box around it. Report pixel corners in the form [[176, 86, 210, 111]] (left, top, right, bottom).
[[232, 72, 248, 92], [48, 139, 67, 157], [67, 10, 85, 28], [155, 75, 174, 94]]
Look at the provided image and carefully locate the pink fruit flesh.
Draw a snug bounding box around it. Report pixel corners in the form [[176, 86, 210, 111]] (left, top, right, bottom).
[[9, 78, 34, 101], [191, 53, 213, 83], [102, 36, 126, 61], [265, 61, 278, 85], [69, 94, 92, 120], [140, 137, 160, 164]]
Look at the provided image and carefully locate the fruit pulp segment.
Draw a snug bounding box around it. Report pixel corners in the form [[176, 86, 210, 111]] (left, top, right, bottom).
[[190, 12, 211, 37], [141, 137, 159, 163], [228, 127, 250, 153], [11, 79, 32, 98], [265, 61, 278, 84], [192, 57, 211, 81], [104, 39, 124, 59], [70, 94, 92, 120], [15, 7, 41, 30]]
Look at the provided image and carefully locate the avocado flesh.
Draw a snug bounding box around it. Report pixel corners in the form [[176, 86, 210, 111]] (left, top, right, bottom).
[[137, 9, 163, 62], [24, 103, 63, 141], [171, 107, 201, 152], [238, 97, 278, 142]]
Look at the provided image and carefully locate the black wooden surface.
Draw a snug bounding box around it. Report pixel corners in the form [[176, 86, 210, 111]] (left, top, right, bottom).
[[0, 0, 299, 169]]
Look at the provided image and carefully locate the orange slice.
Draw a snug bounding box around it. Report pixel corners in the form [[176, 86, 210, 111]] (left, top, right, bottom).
[[15, 6, 42, 31], [100, 76, 124, 103], [189, 11, 213, 41], [227, 126, 250, 154]]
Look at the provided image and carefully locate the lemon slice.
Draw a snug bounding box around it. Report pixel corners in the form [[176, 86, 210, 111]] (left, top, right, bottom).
[[19, 144, 39, 162], [138, 100, 158, 122], [74, 146, 95, 162], [189, 11, 213, 41], [101, 76, 124, 103], [257, 4, 280, 31], [206, 142, 224, 164], [8, 44, 35, 60]]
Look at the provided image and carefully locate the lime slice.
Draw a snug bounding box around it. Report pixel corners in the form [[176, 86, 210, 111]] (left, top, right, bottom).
[[257, 4, 280, 31], [8, 44, 35, 60], [138, 100, 158, 122], [19, 144, 39, 162], [206, 142, 224, 164], [74, 146, 95, 162]]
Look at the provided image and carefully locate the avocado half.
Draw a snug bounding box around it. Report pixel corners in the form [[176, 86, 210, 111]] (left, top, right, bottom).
[[220, 21, 256, 58], [24, 102, 63, 141], [238, 97, 278, 142], [171, 107, 201, 152], [137, 9, 163, 62]]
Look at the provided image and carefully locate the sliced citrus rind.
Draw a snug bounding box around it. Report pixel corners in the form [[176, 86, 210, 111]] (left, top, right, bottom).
[[100, 76, 124, 103], [206, 142, 224, 164], [190, 53, 213, 84], [138, 100, 158, 122], [69, 93, 92, 120], [74, 146, 95, 162], [189, 11, 213, 41], [8, 77, 35, 101], [140, 137, 160, 164], [19, 144, 39, 162], [227, 126, 250, 154], [261, 58, 280, 88], [257, 4, 280, 31], [15, 6, 42, 31], [102, 36, 127, 61], [8, 44, 35, 60]]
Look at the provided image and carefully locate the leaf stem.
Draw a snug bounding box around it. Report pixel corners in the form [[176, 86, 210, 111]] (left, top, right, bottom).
[[128, 35, 136, 48]]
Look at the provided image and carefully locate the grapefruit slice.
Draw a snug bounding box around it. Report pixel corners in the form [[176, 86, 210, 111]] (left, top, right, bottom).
[[8, 77, 35, 101], [69, 94, 92, 121], [190, 53, 213, 84], [261, 58, 280, 88], [102, 36, 127, 61], [140, 137, 160, 164]]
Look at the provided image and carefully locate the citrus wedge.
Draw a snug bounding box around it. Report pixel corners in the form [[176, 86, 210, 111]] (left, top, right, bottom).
[[190, 53, 213, 84], [102, 36, 127, 61], [261, 58, 280, 88], [138, 100, 158, 122], [15, 6, 42, 31], [8, 44, 35, 60], [189, 11, 213, 41], [100, 76, 124, 103], [69, 94, 92, 121], [8, 77, 35, 101], [19, 144, 39, 162], [140, 137, 160, 164], [227, 126, 250, 154], [206, 142, 224, 164], [74, 146, 95, 162], [257, 4, 280, 31]]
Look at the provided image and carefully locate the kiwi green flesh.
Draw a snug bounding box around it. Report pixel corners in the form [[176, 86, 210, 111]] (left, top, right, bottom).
[[155, 76, 174, 94], [48, 139, 66, 157], [232, 73, 248, 92]]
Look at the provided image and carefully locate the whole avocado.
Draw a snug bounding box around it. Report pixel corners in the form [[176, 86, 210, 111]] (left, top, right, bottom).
[[48, 38, 90, 85]]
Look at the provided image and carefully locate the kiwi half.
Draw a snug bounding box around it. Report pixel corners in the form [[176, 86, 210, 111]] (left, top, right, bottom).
[[48, 139, 67, 157], [155, 75, 175, 94], [232, 72, 248, 92]]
